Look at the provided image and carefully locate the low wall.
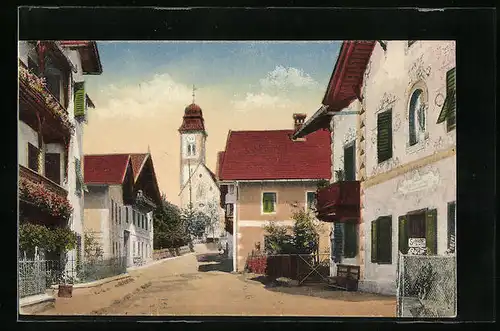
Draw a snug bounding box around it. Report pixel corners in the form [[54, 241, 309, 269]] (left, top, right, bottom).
[[153, 245, 191, 260]]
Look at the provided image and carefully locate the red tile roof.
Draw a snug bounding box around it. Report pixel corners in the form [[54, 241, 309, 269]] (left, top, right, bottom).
[[130, 153, 148, 181], [84, 154, 131, 184], [218, 129, 331, 181], [216, 151, 225, 179]]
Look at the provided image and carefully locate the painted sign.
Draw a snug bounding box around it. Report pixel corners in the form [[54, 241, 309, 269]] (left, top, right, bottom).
[[397, 170, 440, 195], [408, 237, 427, 255]]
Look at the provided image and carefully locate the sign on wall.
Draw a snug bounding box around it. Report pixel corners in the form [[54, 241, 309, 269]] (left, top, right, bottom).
[[408, 237, 427, 255]]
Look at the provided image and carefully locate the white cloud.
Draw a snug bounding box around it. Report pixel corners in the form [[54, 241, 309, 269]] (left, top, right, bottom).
[[92, 73, 193, 118], [259, 65, 318, 90], [231, 92, 293, 112]]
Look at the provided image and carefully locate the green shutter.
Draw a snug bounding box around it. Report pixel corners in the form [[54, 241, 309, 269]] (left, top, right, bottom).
[[380, 216, 393, 264], [371, 220, 378, 263], [377, 110, 392, 163], [74, 82, 86, 117], [437, 67, 456, 124], [398, 215, 409, 254], [426, 209, 438, 255]]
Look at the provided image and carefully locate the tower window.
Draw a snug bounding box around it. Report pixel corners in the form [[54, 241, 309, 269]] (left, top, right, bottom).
[[187, 143, 196, 156]]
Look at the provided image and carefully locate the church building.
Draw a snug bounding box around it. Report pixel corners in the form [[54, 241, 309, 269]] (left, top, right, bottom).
[[178, 95, 224, 243]]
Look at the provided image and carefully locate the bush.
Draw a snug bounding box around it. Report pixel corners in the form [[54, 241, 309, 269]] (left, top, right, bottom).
[[19, 222, 77, 255]]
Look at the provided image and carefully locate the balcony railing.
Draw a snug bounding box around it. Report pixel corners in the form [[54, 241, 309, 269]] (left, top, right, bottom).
[[18, 60, 74, 138], [316, 181, 361, 223], [19, 165, 68, 198]]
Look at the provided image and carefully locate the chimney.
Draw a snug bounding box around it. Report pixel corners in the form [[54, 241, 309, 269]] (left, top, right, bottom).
[[293, 113, 307, 132], [292, 113, 307, 141]]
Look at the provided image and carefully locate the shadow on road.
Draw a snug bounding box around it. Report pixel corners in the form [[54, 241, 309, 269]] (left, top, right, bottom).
[[247, 275, 395, 303], [196, 253, 233, 273]]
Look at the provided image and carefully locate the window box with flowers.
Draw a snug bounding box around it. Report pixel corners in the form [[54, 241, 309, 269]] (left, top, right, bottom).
[[19, 177, 73, 221], [18, 62, 75, 136]]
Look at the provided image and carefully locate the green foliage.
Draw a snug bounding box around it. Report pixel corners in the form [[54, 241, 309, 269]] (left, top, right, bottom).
[[316, 179, 329, 189], [292, 208, 320, 254], [84, 232, 103, 261], [263, 221, 295, 254], [334, 169, 345, 182], [19, 222, 77, 255], [181, 203, 210, 238], [153, 197, 188, 249]]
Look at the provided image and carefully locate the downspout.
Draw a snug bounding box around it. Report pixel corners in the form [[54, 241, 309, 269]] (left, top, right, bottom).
[[233, 181, 239, 272]]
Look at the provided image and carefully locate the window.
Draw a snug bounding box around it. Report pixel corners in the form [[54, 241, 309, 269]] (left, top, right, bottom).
[[398, 209, 438, 255], [133, 210, 136, 225], [141, 214, 145, 228], [113, 242, 115, 256], [262, 192, 277, 214], [344, 143, 356, 181], [28, 143, 40, 172], [343, 221, 358, 259], [408, 88, 426, 146], [447, 202, 456, 253], [437, 67, 456, 132], [145, 216, 148, 231], [119, 205, 122, 224], [377, 109, 393, 163], [142, 242, 144, 258], [371, 216, 392, 264], [228, 185, 235, 194], [44, 153, 61, 184], [133, 241, 136, 255], [115, 203, 118, 224], [306, 191, 317, 212], [125, 208, 129, 223], [187, 143, 196, 156], [111, 200, 114, 222]]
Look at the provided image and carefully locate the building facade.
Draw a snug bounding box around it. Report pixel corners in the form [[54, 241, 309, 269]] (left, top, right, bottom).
[[83, 153, 162, 266], [178, 102, 224, 242], [218, 115, 332, 272], [294, 40, 456, 295], [18, 40, 102, 264]]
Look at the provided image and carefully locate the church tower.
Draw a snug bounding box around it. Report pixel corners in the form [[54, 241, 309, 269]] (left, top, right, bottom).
[[178, 86, 207, 208]]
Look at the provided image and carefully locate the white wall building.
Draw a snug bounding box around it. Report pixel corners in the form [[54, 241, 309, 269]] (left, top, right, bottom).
[[83, 153, 162, 267], [18, 41, 103, 266]]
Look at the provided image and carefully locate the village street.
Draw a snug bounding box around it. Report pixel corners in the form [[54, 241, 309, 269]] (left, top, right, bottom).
[[38, 244, 395, 317]]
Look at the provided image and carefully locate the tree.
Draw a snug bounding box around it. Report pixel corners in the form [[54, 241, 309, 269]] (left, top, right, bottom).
[[153, 195, 187, 249], [262, 221, 294, 254], [292, 207, 323, 254], [181, 203, 210, 239]]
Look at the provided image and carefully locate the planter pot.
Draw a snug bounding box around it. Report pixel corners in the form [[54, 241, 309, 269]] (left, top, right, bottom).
[[58, 284, 73, 298]]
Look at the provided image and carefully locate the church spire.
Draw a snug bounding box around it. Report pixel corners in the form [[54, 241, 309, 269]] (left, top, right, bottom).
[[192, 84, 197, 104]]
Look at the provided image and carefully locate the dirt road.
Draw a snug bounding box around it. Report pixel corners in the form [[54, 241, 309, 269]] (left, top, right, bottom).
[[38, 245, 396, 317]]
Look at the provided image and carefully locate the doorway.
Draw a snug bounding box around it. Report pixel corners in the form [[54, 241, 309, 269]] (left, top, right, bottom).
[[123, 230, 130, 267]]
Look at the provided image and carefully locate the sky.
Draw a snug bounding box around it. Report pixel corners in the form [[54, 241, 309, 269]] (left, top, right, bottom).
[[83, 41, 341, 206]]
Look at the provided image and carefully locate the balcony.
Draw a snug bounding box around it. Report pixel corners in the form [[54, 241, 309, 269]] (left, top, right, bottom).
[[19, 165, 72, 225], [18, 60, 74, 142], [316, 181, 361, 223]]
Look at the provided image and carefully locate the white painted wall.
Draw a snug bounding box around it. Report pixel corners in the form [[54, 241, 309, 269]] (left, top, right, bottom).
[[358, 40, 456, 295], [363, 41, 456, 178], [18, 121, 38, 168]]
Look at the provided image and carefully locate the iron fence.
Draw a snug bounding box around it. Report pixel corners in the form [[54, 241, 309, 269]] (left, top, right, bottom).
[[396, 254, 456, 318], [18, 256, 127, 298]]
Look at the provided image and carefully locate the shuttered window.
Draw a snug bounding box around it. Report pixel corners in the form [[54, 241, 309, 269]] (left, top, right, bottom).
[[447, 202, 456, 253], [333, 223, 344, 263], [74, 81, 86, 118], [343, 222, 358, 258], [44, 153, 61, 184], [125, 208, 129, 223], [398, 216, 409, 254], [28, 143, 40, 173], [371, 216, 392, 264], [436, 67, 456, 132], [425, 209, 438, 255], [377, 110, 393, 163], [262, 192, 277, 213], [344, 143, 356, 181]]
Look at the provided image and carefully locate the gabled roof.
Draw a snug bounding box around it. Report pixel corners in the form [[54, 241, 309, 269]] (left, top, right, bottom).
[[130, 153, 149, 182], [293, 40, 375, 139], [84, 154, 131, 185], [59, 41, 103, 75], [218, 129, 331, 181]]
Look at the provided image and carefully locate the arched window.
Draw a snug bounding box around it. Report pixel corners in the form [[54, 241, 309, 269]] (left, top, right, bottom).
[[409, 88, 426, 146], [187, 143, 196, 156]]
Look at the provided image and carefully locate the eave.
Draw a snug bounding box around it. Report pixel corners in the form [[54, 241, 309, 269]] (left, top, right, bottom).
[[294, 40, 375, 139], [60, 41, 103, 75]]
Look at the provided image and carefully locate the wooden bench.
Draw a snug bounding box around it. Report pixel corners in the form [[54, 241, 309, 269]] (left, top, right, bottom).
[[327, 264, 360, 291]]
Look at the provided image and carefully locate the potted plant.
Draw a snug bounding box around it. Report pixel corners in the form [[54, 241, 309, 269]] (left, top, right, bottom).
[[53, 227, 78, 298]]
